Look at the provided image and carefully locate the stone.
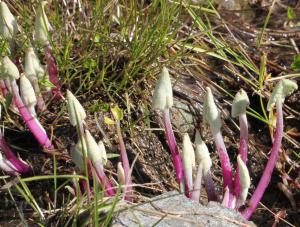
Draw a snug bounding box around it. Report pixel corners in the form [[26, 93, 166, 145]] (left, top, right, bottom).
[[113, 191, 256, 227]]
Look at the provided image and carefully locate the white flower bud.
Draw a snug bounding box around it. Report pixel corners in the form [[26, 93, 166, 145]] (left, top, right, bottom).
[[98, 141, 107, 165], [267, 79, 298, 111], [183, 133, 195, 168], [66, 90, 86, 126], [231, 89, 249, 117], [195, 130, 212, 175], [20, 75, 37, 109], [152, 67, 173, 110], [25, 47, 46, 81], [70, 136, 87, 171], [203, 87, 221, 134], [117, 162, 125, 186], [34, 1, 52, 46], [0, 2, 18, 43], [182, 133, 195, 190], [85, 130, 105, 166], [237, 155, 250, 205], [0, 56, 19, 81]]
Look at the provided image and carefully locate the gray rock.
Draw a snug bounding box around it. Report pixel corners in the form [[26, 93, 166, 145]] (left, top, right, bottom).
[[113, 191, 256, 227]]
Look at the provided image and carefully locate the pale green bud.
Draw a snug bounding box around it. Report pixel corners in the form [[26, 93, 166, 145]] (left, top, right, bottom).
[[117, 162, 125, 186], [98, 141, 107, 165], [66, 90, 86, 126], [231, 89, 249, 117], [237, 155, 250, 189], [152, 67, 173, 110], [20, 75, 37, 108], [70, 136, 87, 172], [203, 87, 221, 134], [0, 2, 18, 43], [85, 130, 104, 165], [267, 79, 298, 111], [0, 56, 19, 80], [195, 130, 212, 175], [34, 1, 52, 46], [25, 47, 46, 81]]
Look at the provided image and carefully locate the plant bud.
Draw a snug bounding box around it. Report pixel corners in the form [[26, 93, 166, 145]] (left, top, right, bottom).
[[34, 1, 52, 46], [267, 79, 298, 111], [0, 2, 18, 43], [117, 162, 125, 186], [20, 75, 37, 108], [70, 136, 87, 172], [237, 155, 250, 205], [25, 47, 46, 81], [66, 90, 86, 126], [182, 133, 195, 191], [85, 130, 103, 165], [231, 89, 249, 117], [195, 130, 212, 175], [152, 67, 173, 110], [98, 141, 107, 165], [203, 87, 221, 134], [0, 56, 19, 80]]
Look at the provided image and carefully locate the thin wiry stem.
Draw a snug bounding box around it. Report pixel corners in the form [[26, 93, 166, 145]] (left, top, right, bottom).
[[163, 108, 185, 193], [214, 131, 234, 207], [242, 100, 283, 220]]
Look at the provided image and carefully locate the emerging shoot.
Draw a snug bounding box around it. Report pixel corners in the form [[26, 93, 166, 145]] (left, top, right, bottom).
[[182, 133, 195, 198], [203, 87, 233, 200], [231, 89, 249, 199], [192, 130, 217, 202], [242, 79, 298, 219], [152, 67, 184, 192]]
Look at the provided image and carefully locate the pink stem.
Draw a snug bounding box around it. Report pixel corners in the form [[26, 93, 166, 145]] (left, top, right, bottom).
[[44, 45, 63, 100], [94, 163, 116, 197], [163, 109, 185, 193], [215, 132, 233, 191], [12, 81, 54, 150], [214, 132, 234, 207], [234, 113, 248, 202], [242, 101, 283, 220], [0, 133, 31, 174]]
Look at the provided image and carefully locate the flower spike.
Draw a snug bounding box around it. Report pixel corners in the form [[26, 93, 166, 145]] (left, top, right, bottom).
[[236, 155, 250, 208], [66, 90, 86, 127], [182, 133, 195, 197], [152, 67, 173, 110], [203, 87, 233, 198]]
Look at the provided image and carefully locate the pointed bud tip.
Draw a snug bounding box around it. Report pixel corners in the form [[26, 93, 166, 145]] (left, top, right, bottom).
[[66, 90, 86, 126], [203, 87, 221, 134], [237, 155, 250, 188], [152, 67, 173, 110], [232, 89, 249, 117]]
